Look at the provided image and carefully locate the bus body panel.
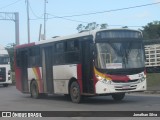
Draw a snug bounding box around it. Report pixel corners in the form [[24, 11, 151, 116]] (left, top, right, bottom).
[[27, 67, 44, 93], [53, 64, 77, 94], [95, 70, 146, 94]]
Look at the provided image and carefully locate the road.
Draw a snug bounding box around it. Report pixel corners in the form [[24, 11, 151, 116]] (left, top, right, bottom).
[[0, 85, 159, 120]]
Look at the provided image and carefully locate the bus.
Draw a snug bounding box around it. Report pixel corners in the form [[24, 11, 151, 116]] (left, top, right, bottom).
[[0, 45, 12, 87], [15, 28, 146, 103]]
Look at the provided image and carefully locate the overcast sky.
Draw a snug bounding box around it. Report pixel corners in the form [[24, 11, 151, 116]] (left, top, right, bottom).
[[0, 0, 160, 46]]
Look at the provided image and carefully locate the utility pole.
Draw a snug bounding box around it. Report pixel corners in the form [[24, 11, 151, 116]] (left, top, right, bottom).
[[26, 0, 30, 43], [14, 13, 20, 45], [44, 0, 47, 40], [38, 24, 42, 41]]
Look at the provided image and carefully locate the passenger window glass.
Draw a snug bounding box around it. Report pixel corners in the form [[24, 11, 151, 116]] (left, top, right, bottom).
[[55, 42, 64, 53], [67, 40, 79, 51]]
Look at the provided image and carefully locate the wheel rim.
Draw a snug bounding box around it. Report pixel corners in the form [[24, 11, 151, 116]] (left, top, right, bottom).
[[72, 86, 79, 99], [32, 84, 37, 97]]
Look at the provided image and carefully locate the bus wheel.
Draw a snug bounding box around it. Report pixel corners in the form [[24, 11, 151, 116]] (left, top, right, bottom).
[[70, 81, 82, 103], [30, 81, 40, 99], [112, 93, 125, 101], [3, 84, 8, 87]]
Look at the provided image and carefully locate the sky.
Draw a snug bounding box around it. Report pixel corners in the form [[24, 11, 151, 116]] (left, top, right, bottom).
[[0, 0, 160, 46]]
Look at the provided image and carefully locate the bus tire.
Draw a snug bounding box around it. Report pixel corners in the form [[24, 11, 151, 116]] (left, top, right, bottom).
[[30, 81, 40, 99], [3, 84, 8, 87], [70, 81, 82, 103], [112, 93, 125, 101]]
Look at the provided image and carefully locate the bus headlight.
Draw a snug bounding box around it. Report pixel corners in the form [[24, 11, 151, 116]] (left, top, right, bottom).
[[96, 75, 112, 84], [100, 79, 112, 84], [139, 77, 145, 82]]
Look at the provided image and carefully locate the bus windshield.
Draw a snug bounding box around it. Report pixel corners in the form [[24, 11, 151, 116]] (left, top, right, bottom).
[[0, 55, 10, 64], [95, 42, 145, 69]]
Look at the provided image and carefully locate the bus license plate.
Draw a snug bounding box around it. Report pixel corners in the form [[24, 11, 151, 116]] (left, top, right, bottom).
[[122, 86, 130, 89]]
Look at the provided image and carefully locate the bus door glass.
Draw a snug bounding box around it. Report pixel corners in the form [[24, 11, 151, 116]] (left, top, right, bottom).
[[81, 40, 94, 93]]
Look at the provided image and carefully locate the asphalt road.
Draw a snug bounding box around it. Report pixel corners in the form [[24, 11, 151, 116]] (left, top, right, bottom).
[[0, 85, 159, 120]]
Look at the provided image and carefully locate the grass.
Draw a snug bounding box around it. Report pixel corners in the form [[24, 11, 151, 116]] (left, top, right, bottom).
[[147, 73, 160, 90]]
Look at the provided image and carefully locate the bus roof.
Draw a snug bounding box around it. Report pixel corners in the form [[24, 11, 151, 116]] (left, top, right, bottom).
[[15, 28, 141, 48], [36, 28, 141, 45]]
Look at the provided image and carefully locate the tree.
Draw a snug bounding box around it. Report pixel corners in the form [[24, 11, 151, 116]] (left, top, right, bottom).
[[76, 22, 108, 32], [100, 23, 108, 29], [76, 24, 84, 33], [142, 21, 160, 39], [5, 43, 15, 71]]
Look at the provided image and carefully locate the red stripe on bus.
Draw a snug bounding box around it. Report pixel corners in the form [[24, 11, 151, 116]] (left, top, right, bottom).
[[15, 68, 22, 91], [15, 42, 35, 49], [106, 74, 129, 82]]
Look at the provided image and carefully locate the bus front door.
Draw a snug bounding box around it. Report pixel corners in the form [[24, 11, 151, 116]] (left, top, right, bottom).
[[81, 41, 94, 94]]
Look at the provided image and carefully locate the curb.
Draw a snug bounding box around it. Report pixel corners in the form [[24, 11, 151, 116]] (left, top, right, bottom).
[[129, 91, 160, 95], [144, 91, 160, 94]]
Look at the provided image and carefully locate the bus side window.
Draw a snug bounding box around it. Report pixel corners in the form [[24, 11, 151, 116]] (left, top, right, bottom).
[[55, 42, 65, 53], [67, 40, 79, 51], [54, 42, 66, 65], [16, 50, 21, 67], [66, 39, 80, 63], [28, 47, 40, 67]]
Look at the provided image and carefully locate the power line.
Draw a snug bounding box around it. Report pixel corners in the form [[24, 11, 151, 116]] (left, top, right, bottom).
[[28, 1, 43, 19], [29, 1, 160, 27], [47, 14, 88, 23], [30, 13, 143, 27], [29, 1, 160, 20], [0, 0, 23, 10], [59, 2, 160, 18], [30, 1, 160, 20]]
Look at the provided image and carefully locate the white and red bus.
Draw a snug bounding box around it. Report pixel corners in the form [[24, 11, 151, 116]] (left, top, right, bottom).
[[15, 29, 146, 103], [0, 45, 12, 87]]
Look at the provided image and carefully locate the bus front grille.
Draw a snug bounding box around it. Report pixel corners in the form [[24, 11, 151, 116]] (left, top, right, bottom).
[[114, 85, 137, 91], [0, 68, 6, 82], [112, 79, 139, 83]]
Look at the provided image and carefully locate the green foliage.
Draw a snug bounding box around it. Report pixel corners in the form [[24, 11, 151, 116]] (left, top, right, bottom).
[[142, 21, 160, 39], [5, 43, 15, 72], [147, 73, 160, 90], [100, 23, 108, 29], [76, 22, 108, 32]]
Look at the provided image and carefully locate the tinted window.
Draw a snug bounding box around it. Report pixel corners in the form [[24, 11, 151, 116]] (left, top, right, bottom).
[[28, 47, 40, 67], [53, 39, 80, 65], [16, 50, 22, 67], [67, 40, 79, 51], [55, 42, 65, 53]]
